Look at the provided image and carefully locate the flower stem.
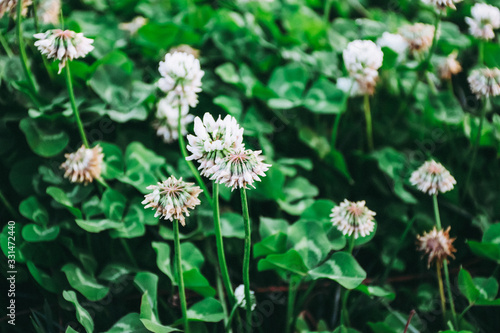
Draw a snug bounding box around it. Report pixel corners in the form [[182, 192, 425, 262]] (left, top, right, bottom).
[[432, 195, 458, 329], [16, 0, 39, 100], [436, 261, 446, 315], [464, 99, 487, 198], [119, 238, 138, 268], [363, 94, 374, 151], [213, 182, 236, 307], [173, 219, 189, 333], [177, 103, 213, 207], [340, 234, 355, 327], [478, 41, 484, 65], [0, 30, 13, 58], [0, 187, 19, 220], [65, 63, 89, 148], [323, 0, 332, 23], [285, 277, 300, 333], [240, 187, 253, 330], [331, 83, 352, 149]]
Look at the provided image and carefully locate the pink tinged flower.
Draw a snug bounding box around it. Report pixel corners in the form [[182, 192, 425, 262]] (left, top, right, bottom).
[[468, 68, 500, 98], [61, 145, 104, 185], [410, 160, 456, 195], [330, 199, 376, 239], [399, 23, 435, 54], [0, 0, 31, 19], [466, 3, 500, 40], [158, 51, 204, 107], [186, 113, 245, 177], [342, 40, 383, 95], [417, 226, 456, 268], [438, 52, 462, 80], [37, 0, 60, 25], [142, 176, 202, 226], [421, 0, 461, 10], [210, 149, 271, 191], [34, 29, 94, 74]]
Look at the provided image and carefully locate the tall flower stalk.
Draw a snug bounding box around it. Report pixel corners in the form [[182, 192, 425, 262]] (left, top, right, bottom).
[[65, 63, 89, 148], [173, 218, 189, 333], [240, 187, 252, 327], [16, 0, 38, 100], [363, 94, 374, 151]]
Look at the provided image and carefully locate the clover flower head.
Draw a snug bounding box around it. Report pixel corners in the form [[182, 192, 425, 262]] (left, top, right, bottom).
[[34, 29, 94, 74], [376, 32, 409, 58], [465, 3, 500, 40], [438, 52, 462, 80], [468, 67, 500, 98], [421, 0, 461, 10], [37, 0, 60, 24], [119, 16, 147, 35], [169, 44, 200, 59], [337, 77, 363, 97], [186, 113, 245, 177], [235, 285, 257, 311], [330, 200, 376, 239], [153, 98, 194, 144], [399, 23, 435, 54], [343, 40, 383, 95], [0, 0, 31, 18], [410, 160, 456, 195], [61, 145, 103, 185], [417, 226, 456, 268], [158, 51, 204, 107], [142, 176, 202, 226], [210, 148, 271, 191]]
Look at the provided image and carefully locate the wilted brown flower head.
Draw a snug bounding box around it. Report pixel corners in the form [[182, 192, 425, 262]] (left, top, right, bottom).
[[439, 52, 462, 80], [417, 226, 456, 268], [61, 145, 104, 185]]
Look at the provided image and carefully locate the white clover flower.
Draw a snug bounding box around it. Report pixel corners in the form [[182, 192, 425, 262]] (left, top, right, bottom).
[[343, 40, 383, 95], [421, 0, 461, 10], [153, 98, 194, 144], [468, 68, 500, 98], [336, 77, 363, 97], [61, 145, 104, 185], [235, 285, 257, 311], [330, 200, 376, 239], [142, 176, 202, 226], [438, 52, 462, 80], [37, 0, 60, 25], [34, 29, 94, 74], [417, 226, 456, 268], [399, 23, 435, 54], [210, 148, 271, 191], [119, 16, 147, 35], [465, 3, 500, 40], [0, 0, 31, 18], [158, 51, 204, 107], [410, 160, 456, 195], [186, 113, 245, 177], [376, 32, 409, 60]]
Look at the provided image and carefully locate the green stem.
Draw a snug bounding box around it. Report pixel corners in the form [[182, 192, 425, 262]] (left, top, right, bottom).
[[285, 277, 300, 333], [433, 195, 458, 329], [32, 0, 40, 33], [16, 0, 39, 101], [323, 0, 332, 22], [0, 30, 13, 58], [458, 303, 473, 320], [464, 99, 487, 197], [331, 83, 352, 149], [65, 63, 89, 148], [177, 103, 213, 207], [381, 217, 416, 281], [478, 41, 484, 65], [213, 182, 236, 307], [174, 219, 189, 333], [240, 188, 253, 330], [226, 303, 239, 332], [363, 94, 374, 152], [340, 235, 355, 327], [436, 261, 446, 317], [119, 238, 138, 268], [425, 71, 437, 95], [0, 188, 19, 219]]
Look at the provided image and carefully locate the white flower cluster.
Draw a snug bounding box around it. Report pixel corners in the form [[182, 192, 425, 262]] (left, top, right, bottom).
[[330, 199, 376, 239], [37, 0, 60, 24], [119, 16, 147, 35], [399, 23, 435, 54], [342, 40, 383, 96], [235, 285, 257, 310], [421, 0, 461, 10], [34, 29, 94, 74], [438, 52, 462, 80], [153, 98, 194, 144], [376, 32, 409, 59], [186, 113, 271, 190], [465, 3, 500, 40], [0, 0, 31, 18], [410, 160, 456, 195], [61, 145, 103, 185], [468, 67, 500, 98], [158, 51, 204, 107], [142, 176, 202, 226]]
